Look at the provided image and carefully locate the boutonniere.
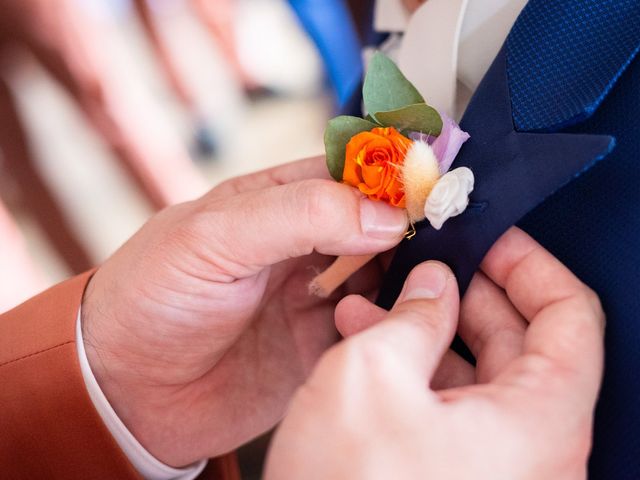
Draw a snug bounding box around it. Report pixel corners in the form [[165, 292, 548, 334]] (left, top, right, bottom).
[[311, 53, 472, 297]]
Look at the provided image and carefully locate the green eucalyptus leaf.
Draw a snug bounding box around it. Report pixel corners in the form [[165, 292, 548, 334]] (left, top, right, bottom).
[[363, 52, 425, 119], [324, 116, 378, 181], [364, 114, 380, 125], [374, 103, 443, 136]]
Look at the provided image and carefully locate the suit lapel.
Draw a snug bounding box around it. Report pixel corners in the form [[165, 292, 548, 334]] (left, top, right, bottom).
[[377, 0, 640, 307], [377, 45, 614, 308]]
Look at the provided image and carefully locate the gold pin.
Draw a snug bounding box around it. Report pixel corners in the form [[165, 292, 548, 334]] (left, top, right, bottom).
[[405, 223, 417, 240]]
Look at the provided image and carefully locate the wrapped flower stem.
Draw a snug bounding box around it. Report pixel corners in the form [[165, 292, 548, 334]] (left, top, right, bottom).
[[309, 253, 376, 298]]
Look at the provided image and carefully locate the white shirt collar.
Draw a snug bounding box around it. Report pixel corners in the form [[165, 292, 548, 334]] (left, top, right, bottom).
[[374, 0, 527, 118]]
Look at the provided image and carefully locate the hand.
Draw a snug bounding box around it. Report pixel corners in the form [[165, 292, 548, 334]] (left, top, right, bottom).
[[265, 228, 605, 480], [80, 156, 409, 466]]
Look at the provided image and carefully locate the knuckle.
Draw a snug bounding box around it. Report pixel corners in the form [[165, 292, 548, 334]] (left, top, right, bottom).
[[314, 341, 361, 381], [210, 173, 258, 197], [310, 339, 391, 403], [211, 177, 239, 196], [296, 179, 351, 231], [344, 336, 393, 366], [150, 203, 202, 248], [517, 354, 572, 391], [580, 287, 605, 322], [180, 203, 227, 248], [341, 336, 401, 383], [564, 287, 606, 333]]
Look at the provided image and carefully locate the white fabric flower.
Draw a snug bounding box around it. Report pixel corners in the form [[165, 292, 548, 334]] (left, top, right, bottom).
[[424, 167, 475, 230]]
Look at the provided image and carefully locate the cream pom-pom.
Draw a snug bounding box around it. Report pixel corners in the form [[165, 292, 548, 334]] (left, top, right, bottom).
[[424, 167, 475, 230], [400, 141, 441, 223]]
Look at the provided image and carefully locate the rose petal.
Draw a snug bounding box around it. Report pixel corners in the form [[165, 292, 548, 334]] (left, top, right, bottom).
[[424, 167, 475, 230], [430, 114, 470, 174]]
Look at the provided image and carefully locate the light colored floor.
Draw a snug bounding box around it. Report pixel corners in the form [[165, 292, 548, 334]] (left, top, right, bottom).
[[3, 0, 333, 308]]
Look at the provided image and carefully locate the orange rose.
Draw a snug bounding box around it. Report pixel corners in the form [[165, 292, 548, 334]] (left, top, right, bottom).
[[343, 127, 412, 208]]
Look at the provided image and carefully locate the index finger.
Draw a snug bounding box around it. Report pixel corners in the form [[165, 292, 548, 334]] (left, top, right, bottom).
[[209, 156, 330, 198], [480, 228, 605, 392]]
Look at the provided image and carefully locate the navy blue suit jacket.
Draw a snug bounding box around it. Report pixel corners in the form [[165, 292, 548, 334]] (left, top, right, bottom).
[[362, 2, 640, 478]]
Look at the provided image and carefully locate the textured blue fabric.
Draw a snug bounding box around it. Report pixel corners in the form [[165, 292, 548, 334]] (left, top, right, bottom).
[[288, 0, 363, 109], [376, 1, 640, 477], [376, 47, 613, 302], [507, 0, 640, 132], [520, 51, 640, 480]]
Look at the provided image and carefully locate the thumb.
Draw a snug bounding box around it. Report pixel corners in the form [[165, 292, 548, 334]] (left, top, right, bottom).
[[193, 179, 408, 275], [352, 262, 460, 383]]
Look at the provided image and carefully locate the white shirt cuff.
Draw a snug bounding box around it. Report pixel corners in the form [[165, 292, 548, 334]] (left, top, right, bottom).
[[76, 309, 207, 480]]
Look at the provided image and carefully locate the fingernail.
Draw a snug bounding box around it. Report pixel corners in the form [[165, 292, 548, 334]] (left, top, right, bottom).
[[360, 199, 409, 239], [403, 263, 448, 300]]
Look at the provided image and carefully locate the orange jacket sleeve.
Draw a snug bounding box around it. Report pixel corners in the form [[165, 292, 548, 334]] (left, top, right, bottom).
[[0, 272, 240, 480]]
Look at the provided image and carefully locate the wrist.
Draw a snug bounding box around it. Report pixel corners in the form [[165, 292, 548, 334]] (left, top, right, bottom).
[[81, 271, 121, 400], [80, 273, 167, 462], [81, 273, 136, 425], [78, 296, 208, 475]]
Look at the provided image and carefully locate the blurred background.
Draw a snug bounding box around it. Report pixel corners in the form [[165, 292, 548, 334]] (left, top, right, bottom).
[[0, 0, 377, 313]]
